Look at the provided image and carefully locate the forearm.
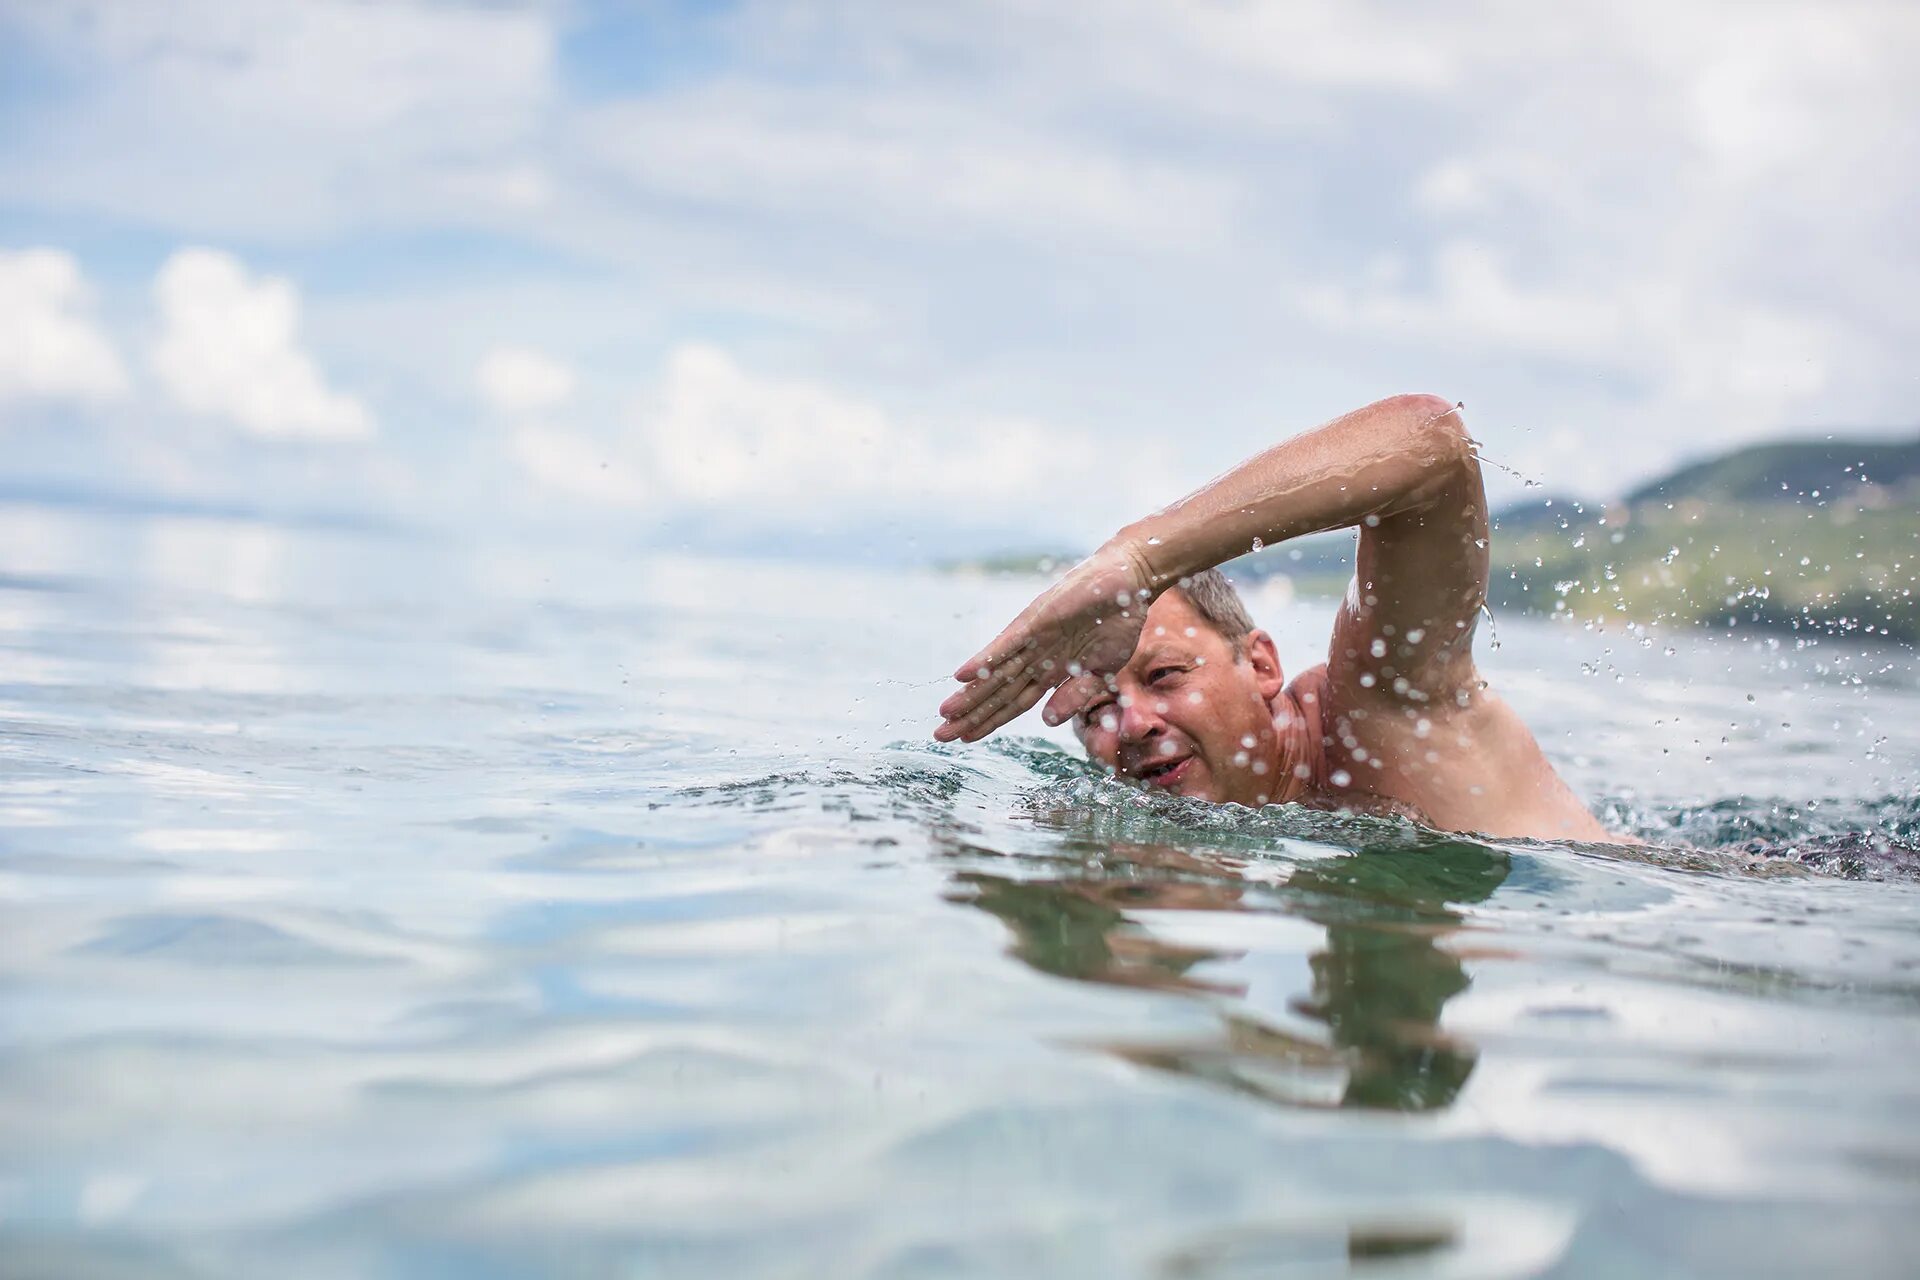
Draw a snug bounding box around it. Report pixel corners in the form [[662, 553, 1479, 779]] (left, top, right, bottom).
[[1113, 394, 1475, 590]]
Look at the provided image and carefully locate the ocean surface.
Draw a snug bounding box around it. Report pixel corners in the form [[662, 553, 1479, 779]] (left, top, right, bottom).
[[3, 501, 1919, 1279]]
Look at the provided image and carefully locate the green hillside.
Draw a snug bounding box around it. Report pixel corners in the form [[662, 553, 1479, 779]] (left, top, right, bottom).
[[1625, 434, 1920, 505], [1491, 432, 1919, 642], [943, 432, 1920, 644], [1490, 502, 1917, 642]]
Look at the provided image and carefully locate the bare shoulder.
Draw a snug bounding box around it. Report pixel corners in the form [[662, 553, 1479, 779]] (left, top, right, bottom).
[[1306, 654, 1611, 841], [1283, 663, 1333, 720]]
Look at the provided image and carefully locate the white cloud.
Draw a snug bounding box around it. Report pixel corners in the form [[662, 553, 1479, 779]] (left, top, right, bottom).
[[0, 248, 128, 407], [478, 346, 576, 418], [577, 86, 1239, 250], [1414, 161, 1490, 215], [507, 422, 649, 507], [4, 0, 554, 238], [150, 248, 373, 442], [502, 343, 1103, 526], [1303, 238, 1844, 463], [13, 0, 550, 135], [640, 344, 1085, 511], [5, 0, 1918, 516]]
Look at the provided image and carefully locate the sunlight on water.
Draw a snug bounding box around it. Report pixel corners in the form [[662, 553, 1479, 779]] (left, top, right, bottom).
[[2, 504, 1919, 1277]]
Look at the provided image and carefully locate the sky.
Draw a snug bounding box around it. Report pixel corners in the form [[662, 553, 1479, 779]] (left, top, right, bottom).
[[1, 0, 1916, 556]]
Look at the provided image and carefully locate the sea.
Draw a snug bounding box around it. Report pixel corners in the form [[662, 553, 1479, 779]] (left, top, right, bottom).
[[2, 500, 1918, 1279]]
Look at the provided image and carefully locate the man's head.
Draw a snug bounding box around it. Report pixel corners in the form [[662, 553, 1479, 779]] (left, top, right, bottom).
[[1071, 570, 1287, 806]]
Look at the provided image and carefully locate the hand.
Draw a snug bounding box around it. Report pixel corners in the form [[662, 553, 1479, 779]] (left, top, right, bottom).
[[935, 541, 1158, 743]]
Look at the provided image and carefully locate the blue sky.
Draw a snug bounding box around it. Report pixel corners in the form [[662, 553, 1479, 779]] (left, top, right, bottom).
[[1, 0, 1915, 553]]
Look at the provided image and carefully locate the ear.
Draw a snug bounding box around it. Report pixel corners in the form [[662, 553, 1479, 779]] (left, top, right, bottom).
[[1243, 629, 1284, 700]]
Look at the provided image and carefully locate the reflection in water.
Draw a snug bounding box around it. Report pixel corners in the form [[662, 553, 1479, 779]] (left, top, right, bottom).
[[949, 836, 1508, 1113]]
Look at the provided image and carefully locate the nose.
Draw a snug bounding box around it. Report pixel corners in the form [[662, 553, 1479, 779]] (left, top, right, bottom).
[[1116, 694, 1165, 744]]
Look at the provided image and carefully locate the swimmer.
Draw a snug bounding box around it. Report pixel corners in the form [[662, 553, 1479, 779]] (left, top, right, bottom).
[[935, 394, 1613, 841]]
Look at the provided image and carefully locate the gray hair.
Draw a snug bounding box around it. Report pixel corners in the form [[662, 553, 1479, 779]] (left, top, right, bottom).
[[1172, 568, 1255, 654]]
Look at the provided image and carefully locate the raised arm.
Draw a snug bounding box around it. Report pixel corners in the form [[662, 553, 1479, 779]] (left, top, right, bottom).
[[936, 394, 1488, 742]]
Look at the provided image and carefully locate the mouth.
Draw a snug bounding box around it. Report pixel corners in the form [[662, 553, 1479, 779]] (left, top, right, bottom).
[[1135, 755, 1193, 788]]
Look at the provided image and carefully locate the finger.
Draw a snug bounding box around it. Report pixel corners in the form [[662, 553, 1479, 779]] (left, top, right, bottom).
[[1042, 673, 1109, 727], [937, 646, 1035, 721], [946, 663, 1046, 741], [952, 633, 1018, 682], [958, 666, 1053, 742], [938, 653, 1029, 720], [962, 678, 1050, 743], [950, 607, 1042, 681]]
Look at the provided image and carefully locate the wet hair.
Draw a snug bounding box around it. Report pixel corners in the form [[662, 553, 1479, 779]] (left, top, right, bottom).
[[1172, 568, 1255, 655]]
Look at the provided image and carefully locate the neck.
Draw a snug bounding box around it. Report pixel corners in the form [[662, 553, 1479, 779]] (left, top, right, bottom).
[[1265, 685, 1324, 805]]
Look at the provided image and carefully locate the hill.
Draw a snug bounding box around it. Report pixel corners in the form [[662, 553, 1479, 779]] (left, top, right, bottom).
[[942, 431, 1920, 644], [1625, 433, 1920, 506]]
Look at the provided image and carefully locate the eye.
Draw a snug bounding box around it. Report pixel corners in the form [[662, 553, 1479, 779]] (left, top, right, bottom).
[[1078, 701, 1115, 731], [1147, 665, 1185, 686]]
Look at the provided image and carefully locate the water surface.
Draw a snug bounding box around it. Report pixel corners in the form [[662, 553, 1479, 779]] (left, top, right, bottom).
[[2, 503, 1918, 1278]]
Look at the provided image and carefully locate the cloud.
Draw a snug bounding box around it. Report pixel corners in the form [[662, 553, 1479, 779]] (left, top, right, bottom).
[[501, 343, 1105, 528], [2, 0, 554, 238], [478, 346, 577, 417], [507, 422, 649, 508], [1302, 239, 1842, 457], [150, 249, 373, 441], [0, 248, 128, 407], [5, 0, 1918, 521], [576, 85, 1240, 250], [640, 344, 1085, 512]]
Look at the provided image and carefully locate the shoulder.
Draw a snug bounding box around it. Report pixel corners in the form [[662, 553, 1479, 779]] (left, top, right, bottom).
[[1284, 664, 1332, 726]]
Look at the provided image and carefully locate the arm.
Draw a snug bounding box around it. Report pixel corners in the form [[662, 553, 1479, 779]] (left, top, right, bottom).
[[936, 394, 1486, 741]]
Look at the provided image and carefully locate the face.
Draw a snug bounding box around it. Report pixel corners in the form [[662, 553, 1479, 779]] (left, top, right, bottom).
[[1072, 590, 1285, 806]]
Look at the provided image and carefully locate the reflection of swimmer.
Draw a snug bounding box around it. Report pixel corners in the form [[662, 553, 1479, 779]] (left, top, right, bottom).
[[936, 396, 1615, 842], [951, 843, 1254, 997], [951, 837, 1509, 1112]]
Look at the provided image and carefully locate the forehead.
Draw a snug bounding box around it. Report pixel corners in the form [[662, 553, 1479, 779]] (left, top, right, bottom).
[[1132, 591, 1233, 667]]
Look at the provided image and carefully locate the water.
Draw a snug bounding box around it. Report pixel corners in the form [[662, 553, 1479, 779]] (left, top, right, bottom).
[[3, 503, 1919, 1278]]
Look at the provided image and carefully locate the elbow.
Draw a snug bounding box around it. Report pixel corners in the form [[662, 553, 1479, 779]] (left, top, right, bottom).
[[1393, 393, 1472, 470]]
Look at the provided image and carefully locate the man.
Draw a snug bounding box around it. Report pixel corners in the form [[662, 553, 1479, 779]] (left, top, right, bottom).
[[933, 394, 1612, 841]]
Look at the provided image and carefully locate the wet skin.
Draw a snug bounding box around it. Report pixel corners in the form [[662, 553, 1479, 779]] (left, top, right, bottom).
[[937, 394, 1613, 841]]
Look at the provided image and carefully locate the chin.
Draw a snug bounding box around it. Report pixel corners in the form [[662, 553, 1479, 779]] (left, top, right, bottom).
[[1171, 765, 1220, 802]]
